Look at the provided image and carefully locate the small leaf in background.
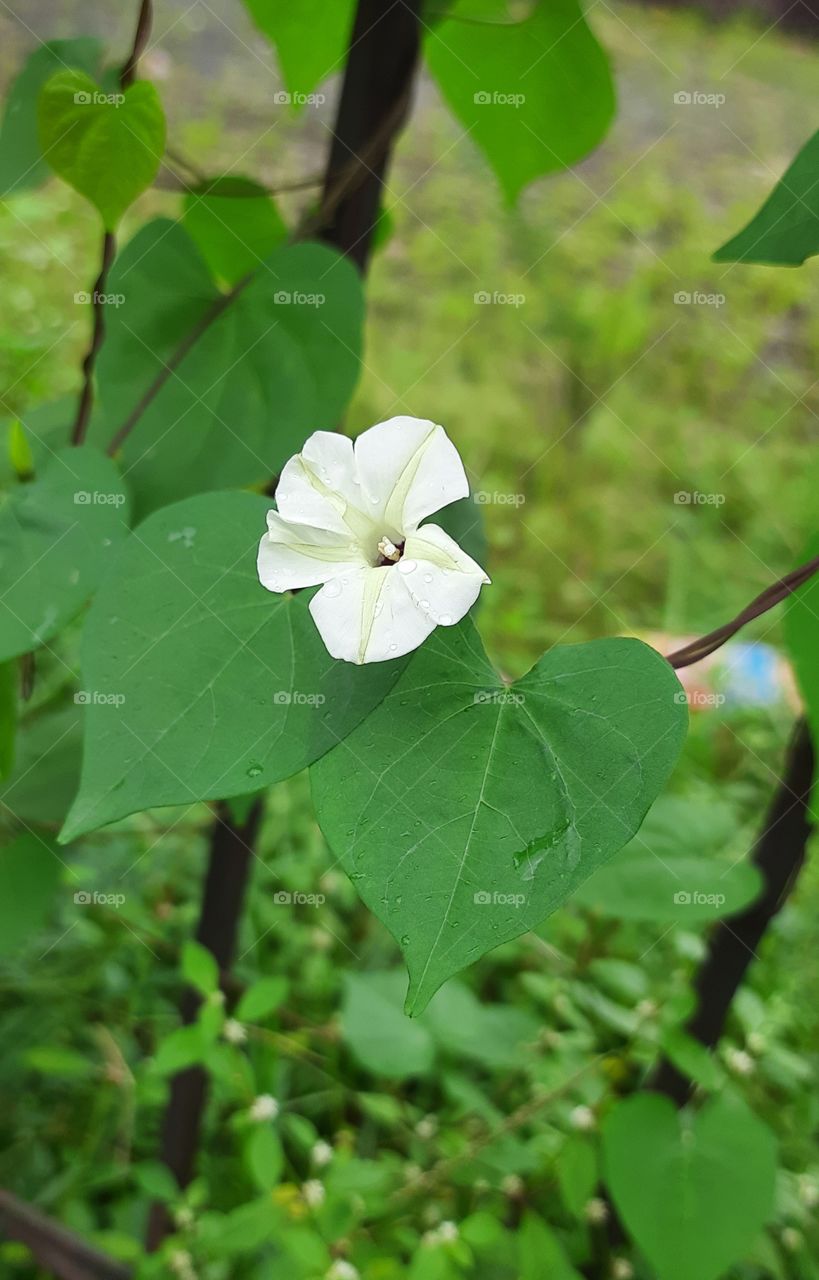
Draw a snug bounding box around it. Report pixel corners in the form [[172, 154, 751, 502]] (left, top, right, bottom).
[[341, 971, 435, 1079], [236, 976, 289, 1022], [92, 220, 365, 518], [181, 940, 219, 996], [0, 661, 16, 778], [0, 445, 130, 662], [7, 420, 34, 482], [422, 981, 538, 1069], [244, 1126, 284, 1190], [572, 849, 762, 922], [714, 130, 819, 266], [60, 492, 405, 841], [659, 1027, 725, 1092], [312, 621, 686, 1013], [0, 833, 61, 955], [0, 39, 103, 196], [133, 1161, 180, 1203], [425, 0, 615, 204], [37, 69, 166, 229], [518, 1212, 583, 1280], [602, 1092, 776, 1280], [242, 0, 355, 100], [182, 176, 287, 286], [0, 703, 81, 827], [152, 1024, 209, 1076], [784, 537, 819, 815], [555, 1134, 597, 1217]]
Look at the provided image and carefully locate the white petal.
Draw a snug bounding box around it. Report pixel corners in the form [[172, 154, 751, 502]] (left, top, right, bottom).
[[309, 565, 437, 664], [275, 431, 372, 540], [401, 523, 490, 624], [354, 416, 469, 535], [257, 510, 364, 592]]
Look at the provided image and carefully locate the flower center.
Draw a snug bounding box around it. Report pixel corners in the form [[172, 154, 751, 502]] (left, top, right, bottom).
[[376, 535, 403, 566]]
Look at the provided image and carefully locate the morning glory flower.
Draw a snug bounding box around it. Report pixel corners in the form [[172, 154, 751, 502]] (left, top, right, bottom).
[[257, 416, 490, 664]]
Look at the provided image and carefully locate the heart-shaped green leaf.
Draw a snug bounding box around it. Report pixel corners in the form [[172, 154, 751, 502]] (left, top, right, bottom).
[[37, 69, 165, 228], [0, 445, 130, 662], [603, 1092, 776, 1280], [182, 176, 288, 286], [425, 0, 615, 204], [714, 129, 819, 266], [60, 491, 406, 842], [91, 220, 365, 519], [311, 620, 686, 1012], [242, 0, 355, 101]]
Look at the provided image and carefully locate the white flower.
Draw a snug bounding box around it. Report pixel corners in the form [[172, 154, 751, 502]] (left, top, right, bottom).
[[584, 1198, 609, 1225], [311, 1139, 334, 1168], [326, 1263, 359, 1280], [249, 1093, 279, 1122], [569, 1104, 596, 1132], [223, 1018, 247, 1045], [257, 417, 490, 664], [302, 1179, 325, 1208]]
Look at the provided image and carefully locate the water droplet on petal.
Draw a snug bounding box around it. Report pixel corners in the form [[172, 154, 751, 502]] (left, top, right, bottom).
[[389, 643, 398, 652], [323, 579, 342, 598], [398, 559, 417, 575], [423, 573, 433, 584], [420, 599, 429, 609], [439, 613, 452, 625]]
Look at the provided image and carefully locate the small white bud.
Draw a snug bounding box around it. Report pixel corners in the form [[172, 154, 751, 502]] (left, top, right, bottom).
[[223, 1018, 247, 1044], [569, 1104, 596, 1131], [249, 1093, 279, 1122]]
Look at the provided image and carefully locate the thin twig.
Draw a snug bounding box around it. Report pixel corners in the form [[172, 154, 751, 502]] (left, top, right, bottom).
[[70, 0, 154, 446], [666, 551, 819, 669]]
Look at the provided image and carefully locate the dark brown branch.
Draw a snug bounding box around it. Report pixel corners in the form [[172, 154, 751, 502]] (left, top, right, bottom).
[[0, 1190, 131, 1280], [146, 799, 261, 1249], [120, 0, 153, 89], [652, 717, 815, 1104], [667, 551, 819, 669]]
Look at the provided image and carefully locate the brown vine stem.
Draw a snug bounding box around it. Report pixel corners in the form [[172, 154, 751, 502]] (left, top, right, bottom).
[[70, 0, 154, 446], [666, 550, 819, 669]]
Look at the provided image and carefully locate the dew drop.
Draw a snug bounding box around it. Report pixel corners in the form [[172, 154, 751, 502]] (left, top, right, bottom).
[[439, 613, 452, 625], [323, 579, 342, 598], [246, 763, 263, 779], [398, 559, 417, 575], [423, 573, 433, 584], [389, 643, 398, 652], [420, 599, 430, 610]]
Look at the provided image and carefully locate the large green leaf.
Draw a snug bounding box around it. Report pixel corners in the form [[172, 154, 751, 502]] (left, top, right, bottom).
[[0, 703, 81, 827], [242, 0, 355, 100], [311, 621, 686, 1013], [182, 176, 288, 286], [603, 1092, 776, 1280], [424, 0, 615, 204], [92, 219, 365, 518], [60, 491, 405, 842], [0, 832, 62, 955], [784, 537, 819, 816], [715, 130, 819, 266], [0, 39, 103, 196], [0, 446, 130, 662], [37, 69, 166, 229]]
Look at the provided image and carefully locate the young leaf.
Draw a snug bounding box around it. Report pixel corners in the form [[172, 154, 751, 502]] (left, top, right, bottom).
[[182, 176, 288, 286], [235, 976, 289, 1022], [37, 69, 166, 229], [0, 39, 103, 196], [0, 445, 130, 662], [602, 1092, 776, 1280], [60, 491, 406, 842], [425, 0, 615, 204], [311, 620, 686, 1014], [714, 130, 819, 266], [242, 0, 356, 100], [181, 940, 220, 996], [92, 220, 365, 518]]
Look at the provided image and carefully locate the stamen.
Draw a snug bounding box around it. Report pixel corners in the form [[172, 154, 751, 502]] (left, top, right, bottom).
[[377, 536, 402, 563]]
